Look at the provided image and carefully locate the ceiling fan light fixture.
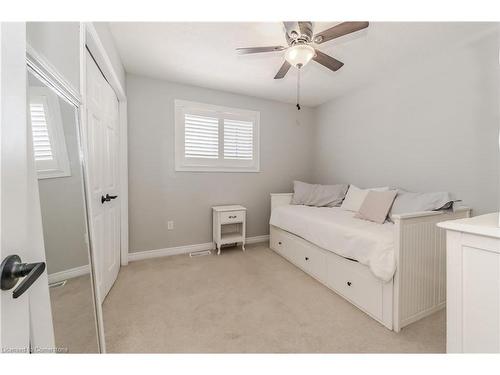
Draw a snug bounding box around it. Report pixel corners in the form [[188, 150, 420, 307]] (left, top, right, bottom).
[[284, 44, 315, 68]]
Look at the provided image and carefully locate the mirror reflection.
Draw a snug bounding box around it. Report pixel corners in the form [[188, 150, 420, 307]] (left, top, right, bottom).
[[28, 71, 99, 353]]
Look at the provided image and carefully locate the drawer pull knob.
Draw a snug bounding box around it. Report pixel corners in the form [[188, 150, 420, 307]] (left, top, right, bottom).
[[228, 215, 236, 219], [347, 281, 352, 287], [305, 257, 309, 261], [278, 241, 282, 245]]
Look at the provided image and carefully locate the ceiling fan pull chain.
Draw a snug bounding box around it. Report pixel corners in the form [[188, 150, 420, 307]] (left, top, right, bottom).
[[296, 64, 301, 110]]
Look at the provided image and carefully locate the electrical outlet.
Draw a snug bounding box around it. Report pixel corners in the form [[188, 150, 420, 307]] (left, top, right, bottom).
[[167, 220, 174, 230]]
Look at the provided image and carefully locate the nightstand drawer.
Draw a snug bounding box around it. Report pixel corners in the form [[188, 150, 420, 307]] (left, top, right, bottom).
[[220, 211, 245, 224]]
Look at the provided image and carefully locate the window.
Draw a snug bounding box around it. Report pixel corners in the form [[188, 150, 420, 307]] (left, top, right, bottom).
[[175, 100, 260, 172], [29, 87, 71, 179]]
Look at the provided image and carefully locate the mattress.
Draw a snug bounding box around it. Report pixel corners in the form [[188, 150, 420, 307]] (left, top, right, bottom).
[[270, 205, 395, 281]]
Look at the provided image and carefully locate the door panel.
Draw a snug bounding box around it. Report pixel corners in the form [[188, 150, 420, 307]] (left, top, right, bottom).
[[104, 124, 116, 190], [0, 24, 30, 352], [92, 214, 105, 301], [85, 50, 120, 302], [105, 205, 120, 294], [1, 22, 54, 352]]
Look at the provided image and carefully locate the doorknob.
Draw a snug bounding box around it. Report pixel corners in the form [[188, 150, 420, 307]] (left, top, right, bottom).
[[101, 194, 118, 204], [0, 255, 46, 299]]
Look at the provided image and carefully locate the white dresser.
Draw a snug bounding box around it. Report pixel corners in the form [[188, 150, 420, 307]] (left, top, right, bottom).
[[438, 213, 500, 353]]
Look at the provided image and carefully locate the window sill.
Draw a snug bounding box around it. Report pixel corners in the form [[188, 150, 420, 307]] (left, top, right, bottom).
[[37, 169, 71, 180], [175, 165, 260, 173]]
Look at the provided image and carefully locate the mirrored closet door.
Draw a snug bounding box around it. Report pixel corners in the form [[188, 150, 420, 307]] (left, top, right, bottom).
[[28, 69, 100, 353]]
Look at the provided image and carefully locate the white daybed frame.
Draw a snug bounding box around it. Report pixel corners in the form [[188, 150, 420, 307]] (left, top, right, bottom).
[[270, 193, 470, 332]]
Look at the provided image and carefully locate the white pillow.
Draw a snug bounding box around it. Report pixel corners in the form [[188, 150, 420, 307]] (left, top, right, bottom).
[[340, 185, 389, 212]]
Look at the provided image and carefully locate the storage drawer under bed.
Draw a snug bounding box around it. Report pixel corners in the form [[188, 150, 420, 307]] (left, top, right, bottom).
[[270, 225, 386, 323], [270, 226, 327, 283], [326, 252, 384, 321], [270, 226, 295, 260]]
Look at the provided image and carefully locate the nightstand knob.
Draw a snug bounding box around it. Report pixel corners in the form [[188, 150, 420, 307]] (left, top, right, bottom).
[[347, 281, 352, 287], [305, 257, 309, 261], [278, 241, 282, 245]]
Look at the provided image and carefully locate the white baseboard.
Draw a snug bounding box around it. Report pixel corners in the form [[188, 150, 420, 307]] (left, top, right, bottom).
[[128, 235, 270, 263], [128, 242, 214, 262], [48, 264, 90, 284], [245, 235, 270, 244]]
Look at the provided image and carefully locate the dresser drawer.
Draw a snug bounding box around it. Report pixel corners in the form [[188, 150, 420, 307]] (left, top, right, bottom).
[[220, 211, 245, 224], [326, 253, 384, 320]]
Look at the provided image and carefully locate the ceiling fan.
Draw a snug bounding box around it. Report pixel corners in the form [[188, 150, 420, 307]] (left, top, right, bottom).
[[236, 21, 369, 109]]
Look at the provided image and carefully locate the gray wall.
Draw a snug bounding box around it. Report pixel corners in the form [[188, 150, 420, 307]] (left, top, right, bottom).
[[313, 29, 500, 215], [38, 96, 89, 275], [27, 22, 80, 90], [127, 74, 316, 252]]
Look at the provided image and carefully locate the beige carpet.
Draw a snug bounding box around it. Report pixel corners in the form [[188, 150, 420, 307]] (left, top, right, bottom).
[[102, 243, 445, 353], [49, 274, 99, 353]]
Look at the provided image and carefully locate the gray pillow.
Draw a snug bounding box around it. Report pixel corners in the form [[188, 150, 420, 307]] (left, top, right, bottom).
[[291, 180, 314, 205], [390, 189, 456, 215], [291, 181, 349, 207], [355, 190, 398, 224]]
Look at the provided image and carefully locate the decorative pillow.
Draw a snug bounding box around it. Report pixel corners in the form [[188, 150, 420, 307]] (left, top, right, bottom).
[[291, 181, 348, 207], [355, 190, 398, 224], [340, 185, 390, 212], [390, 190, 457, 216]]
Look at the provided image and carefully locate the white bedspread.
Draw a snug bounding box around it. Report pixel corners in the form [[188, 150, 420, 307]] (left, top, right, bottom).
[[270, 205, 395, 281]]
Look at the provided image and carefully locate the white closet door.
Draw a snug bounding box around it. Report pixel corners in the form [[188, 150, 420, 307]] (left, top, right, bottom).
[[1, 22, 54, 351], [85, 50, 120, 302]]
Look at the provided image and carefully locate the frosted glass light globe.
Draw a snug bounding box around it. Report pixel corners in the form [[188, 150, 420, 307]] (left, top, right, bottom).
[[284, 44, 315, 67]]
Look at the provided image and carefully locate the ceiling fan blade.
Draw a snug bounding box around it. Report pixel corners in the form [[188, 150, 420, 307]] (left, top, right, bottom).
[[314, 21, 369, 44], [236, 46, 286, 54], [274, 61, 291, 79], [283, 22, 300, 39], [313, 50, 344, 72], [298, 21, 313, 39]]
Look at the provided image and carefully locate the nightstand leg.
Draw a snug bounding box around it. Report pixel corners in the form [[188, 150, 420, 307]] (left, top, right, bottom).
[[217, 244, 221, 255], [242, 243, 245, 252]]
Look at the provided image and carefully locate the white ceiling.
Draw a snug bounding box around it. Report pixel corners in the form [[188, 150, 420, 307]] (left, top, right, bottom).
[[109, 22, 498, 107]]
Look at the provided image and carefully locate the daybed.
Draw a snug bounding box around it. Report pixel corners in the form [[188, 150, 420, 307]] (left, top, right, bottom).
[[269, 192, 470, 331]]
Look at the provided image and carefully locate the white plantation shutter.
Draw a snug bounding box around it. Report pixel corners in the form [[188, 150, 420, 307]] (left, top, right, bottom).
[[175, 100, 259, 172], [184, 114, 219, 159], [30, 102, 54, 161], [223, 119, 253, 160], [29, 87, 71, 179]]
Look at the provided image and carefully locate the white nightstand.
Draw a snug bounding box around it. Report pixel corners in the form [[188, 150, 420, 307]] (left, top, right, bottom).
[[212, 205, 246, 255]]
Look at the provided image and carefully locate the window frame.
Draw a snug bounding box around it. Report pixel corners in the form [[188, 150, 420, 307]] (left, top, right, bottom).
[[29, 86, 71, 179], [174, 99, 260, 173]]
